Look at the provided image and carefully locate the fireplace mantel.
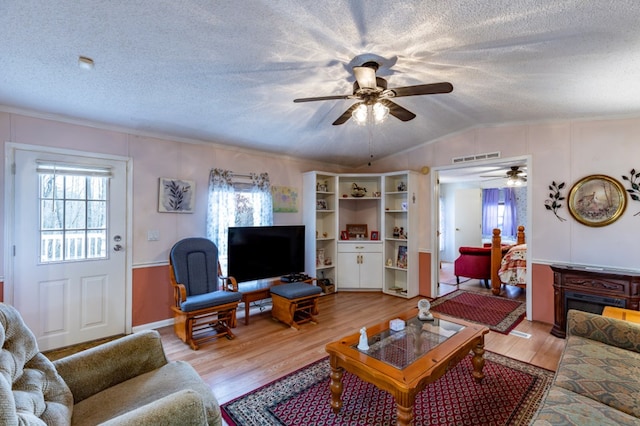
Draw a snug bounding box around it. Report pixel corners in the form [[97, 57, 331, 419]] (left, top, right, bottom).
[[550, 264, 640, 338]]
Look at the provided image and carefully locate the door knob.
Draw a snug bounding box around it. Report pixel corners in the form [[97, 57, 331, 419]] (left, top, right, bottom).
[[113, 244, 124, 252]]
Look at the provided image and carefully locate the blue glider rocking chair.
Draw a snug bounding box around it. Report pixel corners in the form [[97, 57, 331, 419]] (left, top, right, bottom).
[[169, 237, 242, 350]]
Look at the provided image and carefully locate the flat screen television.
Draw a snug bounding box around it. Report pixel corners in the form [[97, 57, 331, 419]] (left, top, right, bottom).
[[227, 225, 305, 283]]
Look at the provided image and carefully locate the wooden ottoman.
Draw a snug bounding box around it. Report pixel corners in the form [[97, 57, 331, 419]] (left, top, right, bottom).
[[270, 282, 322, 329]]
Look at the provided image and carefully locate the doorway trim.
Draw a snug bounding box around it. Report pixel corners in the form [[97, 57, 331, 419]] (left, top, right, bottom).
[[431, 155, 532, 321], [4, 142, 134, 333]]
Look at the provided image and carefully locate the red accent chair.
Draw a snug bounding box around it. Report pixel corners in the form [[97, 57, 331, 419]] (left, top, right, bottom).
[[454, 246, 493, 289]]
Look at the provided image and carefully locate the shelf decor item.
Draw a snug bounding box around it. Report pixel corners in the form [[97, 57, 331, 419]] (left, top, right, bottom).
[[316, 199, 328, 210], [568, 174, 627, 227], [346, 224, 368, 239], [397, 245, 408, 269], [370, 231, 379, 240], [351, 182, 367, 197]]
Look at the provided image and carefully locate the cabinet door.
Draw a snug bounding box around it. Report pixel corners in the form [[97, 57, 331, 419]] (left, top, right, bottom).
[[360, 252, 383, 289], [337, 252, 360, 287]]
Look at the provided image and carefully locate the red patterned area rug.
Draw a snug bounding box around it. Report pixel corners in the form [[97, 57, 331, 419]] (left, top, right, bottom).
[[430, 290, 526, 334], [221, 352, 552, 426]]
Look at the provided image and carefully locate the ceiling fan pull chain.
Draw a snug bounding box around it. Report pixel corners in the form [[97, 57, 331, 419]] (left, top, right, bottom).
[[368, 123, 374, 166]]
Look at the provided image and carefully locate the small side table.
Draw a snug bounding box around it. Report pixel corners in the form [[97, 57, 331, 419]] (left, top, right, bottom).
[[602, 306, 640, 324]]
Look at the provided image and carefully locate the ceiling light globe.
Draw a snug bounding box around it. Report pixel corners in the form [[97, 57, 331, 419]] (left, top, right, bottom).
[[373, 102, 389, 123], [352, 103, 368, 125]]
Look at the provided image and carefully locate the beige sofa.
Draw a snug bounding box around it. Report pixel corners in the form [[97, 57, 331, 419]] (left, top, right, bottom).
[[0, 302, 222, 425], [532, 309, 640, 425]]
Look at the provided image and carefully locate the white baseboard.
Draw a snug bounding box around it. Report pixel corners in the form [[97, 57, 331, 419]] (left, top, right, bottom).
[[132, 318, 173, 333]]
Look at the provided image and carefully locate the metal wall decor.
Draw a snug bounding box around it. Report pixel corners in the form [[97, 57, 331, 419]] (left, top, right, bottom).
[[544, 181, 567, 222], [621, 168, 640, 216], [568, 174, 626, 227]]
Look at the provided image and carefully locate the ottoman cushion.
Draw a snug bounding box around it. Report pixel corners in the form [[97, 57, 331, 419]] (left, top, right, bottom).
[[270, 283, 321, 299]]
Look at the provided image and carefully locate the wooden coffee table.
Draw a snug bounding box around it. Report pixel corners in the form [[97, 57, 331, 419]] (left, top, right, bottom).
[[325, 308, 489, 426]]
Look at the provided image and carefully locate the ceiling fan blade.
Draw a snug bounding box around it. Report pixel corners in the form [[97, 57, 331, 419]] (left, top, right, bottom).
[[294, 95, 351, 103], [332, 103, 360, 125], [353, 66, 377, 89], [391, 82, 453, 97], [379, 99, 416, 122]]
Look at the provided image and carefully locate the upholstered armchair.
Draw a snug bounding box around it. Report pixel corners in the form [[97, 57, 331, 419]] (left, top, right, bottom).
[[169, 237, 242, 350], [454, 246, 493, 288], [0, 302, 222, 425], [454, 244, 511, 289]]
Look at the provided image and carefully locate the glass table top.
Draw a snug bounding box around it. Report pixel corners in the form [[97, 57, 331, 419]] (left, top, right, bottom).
[[353, 316, 466, 369]]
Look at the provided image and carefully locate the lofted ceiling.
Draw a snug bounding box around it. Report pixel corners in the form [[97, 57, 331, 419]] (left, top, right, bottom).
[[2, 1, 640, 167]]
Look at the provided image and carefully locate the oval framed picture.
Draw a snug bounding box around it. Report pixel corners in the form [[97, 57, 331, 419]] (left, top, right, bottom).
[[568, 174, 627, 227]]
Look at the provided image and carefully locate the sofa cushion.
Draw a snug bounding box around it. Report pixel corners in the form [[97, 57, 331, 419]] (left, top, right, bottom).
[[71, 359, 221, 426], [100, 389, 208, 426], [554, 335, 640, 418], [532, 386, 640, 426], [0, 303, 73, 425]]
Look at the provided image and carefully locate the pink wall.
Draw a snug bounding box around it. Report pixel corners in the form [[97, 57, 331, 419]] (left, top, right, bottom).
[[132, 265, 173, 326], [419, 251, 433, 298], [3, 111, 640, 327], [531, 263, 555, 324]]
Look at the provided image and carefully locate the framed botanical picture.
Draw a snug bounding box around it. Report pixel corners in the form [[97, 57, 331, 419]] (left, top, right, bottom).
[[568, 174, 626, 227], [370, 231, 379, 240], [158, 178, 195, 213]]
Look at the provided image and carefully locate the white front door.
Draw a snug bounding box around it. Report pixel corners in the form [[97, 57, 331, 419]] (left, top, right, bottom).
[[11, 147, 129, 351]]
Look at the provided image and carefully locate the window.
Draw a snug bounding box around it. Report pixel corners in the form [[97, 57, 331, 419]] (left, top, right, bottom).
[[482, 187, 517, 239], [206, 169, 273, 274], [38, 163, 111, 263]]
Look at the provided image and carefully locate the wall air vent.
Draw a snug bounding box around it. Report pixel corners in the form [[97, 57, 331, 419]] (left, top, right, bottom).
[[452, 151, 501, 164]]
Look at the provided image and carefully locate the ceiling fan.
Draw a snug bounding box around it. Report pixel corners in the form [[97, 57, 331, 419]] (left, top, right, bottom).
[[481, 166, 527, 186], [293, 61, 453, 125]]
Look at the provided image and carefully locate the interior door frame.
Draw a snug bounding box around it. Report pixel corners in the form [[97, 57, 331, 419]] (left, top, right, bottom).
[[4, 142, 134, 333], [431, 155, 532, 321]]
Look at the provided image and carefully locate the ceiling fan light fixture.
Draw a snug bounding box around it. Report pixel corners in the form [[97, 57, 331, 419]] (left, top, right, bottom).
[[352, 102, 389, 125], [352, 103, 368, 125], [507, 175, 524, 186], [372, 101, 389, 123]]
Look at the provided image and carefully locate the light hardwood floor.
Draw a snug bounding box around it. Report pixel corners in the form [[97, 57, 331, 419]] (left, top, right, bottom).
[[158, 272, 565, 405]]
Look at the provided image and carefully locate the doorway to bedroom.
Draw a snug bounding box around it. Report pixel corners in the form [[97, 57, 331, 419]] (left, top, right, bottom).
[[433, 156, 531, 315]]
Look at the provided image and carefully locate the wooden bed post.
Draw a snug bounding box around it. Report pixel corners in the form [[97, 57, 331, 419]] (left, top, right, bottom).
[[516, 225, 525, 245], [490, 229, 502, 295]]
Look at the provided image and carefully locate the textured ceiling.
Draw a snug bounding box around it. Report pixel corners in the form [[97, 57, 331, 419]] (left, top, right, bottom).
[[2, 1, 640, 167]]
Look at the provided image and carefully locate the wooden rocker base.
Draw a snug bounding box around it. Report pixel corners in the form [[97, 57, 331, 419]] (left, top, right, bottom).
[[172, 303, 238, 350], [271, 292, 319, 330]]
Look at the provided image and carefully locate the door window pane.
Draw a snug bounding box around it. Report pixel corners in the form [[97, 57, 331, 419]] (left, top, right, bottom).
[[39, 173, 108, 263], [65, 201, 86, 229]]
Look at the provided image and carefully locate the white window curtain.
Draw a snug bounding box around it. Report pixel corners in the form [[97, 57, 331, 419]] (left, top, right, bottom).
[[206, 168, 273, 274]]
